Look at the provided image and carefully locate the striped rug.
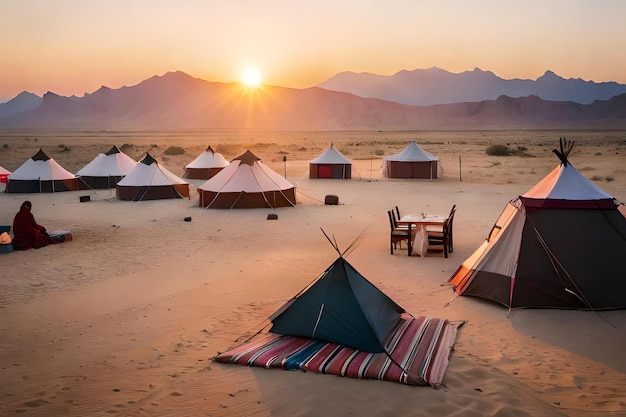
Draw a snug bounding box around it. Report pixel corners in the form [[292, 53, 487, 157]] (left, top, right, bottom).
[[215, 316, 462, 387]]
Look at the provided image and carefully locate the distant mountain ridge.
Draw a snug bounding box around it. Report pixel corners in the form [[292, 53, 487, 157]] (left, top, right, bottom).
[[0, 91, 42, 119], [1, 70, 625, 130], [317, 67, 626, 106]]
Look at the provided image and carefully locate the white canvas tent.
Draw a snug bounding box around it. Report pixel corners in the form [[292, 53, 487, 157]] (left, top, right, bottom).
[[6, 149, 78, 193], [76, 145, 137, 189], [309, 144, 352, 179], [198, 150, 296, 208], [183, 145, 229, 180], [116, 153, 189, 201], [383, 141, 442, 179]]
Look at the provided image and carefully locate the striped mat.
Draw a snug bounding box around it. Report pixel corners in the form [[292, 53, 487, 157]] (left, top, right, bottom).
[[215, 316, 462, 386]]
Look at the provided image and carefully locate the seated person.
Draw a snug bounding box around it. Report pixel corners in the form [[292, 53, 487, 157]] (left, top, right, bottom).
[[12, 201, 53, 250]]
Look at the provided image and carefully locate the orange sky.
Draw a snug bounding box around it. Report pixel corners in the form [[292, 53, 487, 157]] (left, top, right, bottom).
[[2, 1, 626, 102]]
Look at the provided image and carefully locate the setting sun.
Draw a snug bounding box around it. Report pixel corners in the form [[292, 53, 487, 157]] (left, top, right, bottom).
[[240, 67, 262, 88]]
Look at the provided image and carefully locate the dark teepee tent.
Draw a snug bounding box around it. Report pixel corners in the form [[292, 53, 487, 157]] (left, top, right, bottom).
[[449, 139, 626, 310], [269, 256, 405, 352], [216, 236, 462, 386]]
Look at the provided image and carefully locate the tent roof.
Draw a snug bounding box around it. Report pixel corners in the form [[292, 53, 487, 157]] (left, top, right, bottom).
[[117, 153, 188, 186], [0, 166, 11, 175], [185, 145, 229, 169], [269, 257, 406, 352], [521, 162, 615, 208], [198, 150, 294, 193], [76, 147, 137, 177], [310, 144, 352, 165], [8, 149, 76, 181], [384, 141, 439, 162]]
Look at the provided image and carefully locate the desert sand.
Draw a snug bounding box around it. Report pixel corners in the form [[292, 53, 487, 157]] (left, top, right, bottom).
[[1, 129, 625, 417]]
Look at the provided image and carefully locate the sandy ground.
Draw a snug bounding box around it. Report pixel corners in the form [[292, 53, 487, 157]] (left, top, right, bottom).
[[1, 130, 625, 416]]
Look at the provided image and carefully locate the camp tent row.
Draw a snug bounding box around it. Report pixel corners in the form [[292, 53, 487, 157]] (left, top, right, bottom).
[[449, 140, 626, 310], [5, 141, 442, 195]]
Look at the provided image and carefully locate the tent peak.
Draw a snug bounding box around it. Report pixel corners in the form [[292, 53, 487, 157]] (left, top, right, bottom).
[[105, 145, 122, 155], [552, 137, 575, 167], [140, 153, 158, 165], [32, 148, 50, 161], [232, 150, 261, 166]]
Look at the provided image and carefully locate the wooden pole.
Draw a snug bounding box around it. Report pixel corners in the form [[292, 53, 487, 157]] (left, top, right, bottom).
[[459, 155, 462, 182]]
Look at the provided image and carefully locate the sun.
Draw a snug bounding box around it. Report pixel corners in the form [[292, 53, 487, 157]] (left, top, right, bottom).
[[240, 67, 263, 88]]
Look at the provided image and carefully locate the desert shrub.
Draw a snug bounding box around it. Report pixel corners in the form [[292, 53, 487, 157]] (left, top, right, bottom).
[[486, 144, 512, 156], [590, 175, 603, 181], [121, 143, 133, 150], [606, 176, 615, 182], [486, 144, 533, 157], [164, 145, 185, 155], [373, 149, 385, 156]]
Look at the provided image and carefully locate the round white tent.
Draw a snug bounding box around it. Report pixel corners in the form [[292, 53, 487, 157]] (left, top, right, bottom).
[[116, 153, 189, 201], [183, 145, 229, 180], [6, 149, 78, 193], [383, 141, 442, 179], [198, 150, 296, 208], [76, 145, 137, 189]]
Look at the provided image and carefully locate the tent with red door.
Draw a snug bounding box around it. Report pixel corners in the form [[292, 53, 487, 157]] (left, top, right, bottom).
[[5, 149, 79, 193], [309, 144, 352, 179], [449, 139, 626, 309]]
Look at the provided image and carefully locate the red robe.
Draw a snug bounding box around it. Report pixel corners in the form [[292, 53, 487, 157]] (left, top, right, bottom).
[[12, 205, 50, 250]]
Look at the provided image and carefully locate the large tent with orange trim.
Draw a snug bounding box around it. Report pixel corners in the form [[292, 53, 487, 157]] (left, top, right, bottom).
[[449, 140, 626, 310]]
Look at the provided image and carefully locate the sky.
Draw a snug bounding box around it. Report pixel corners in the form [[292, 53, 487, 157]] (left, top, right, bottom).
[[2, 0, 626, 102]]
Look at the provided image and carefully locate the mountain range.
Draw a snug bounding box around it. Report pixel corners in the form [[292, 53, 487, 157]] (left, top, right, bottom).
[[317, 67, 626, 106], [1, 69, 625, 130]]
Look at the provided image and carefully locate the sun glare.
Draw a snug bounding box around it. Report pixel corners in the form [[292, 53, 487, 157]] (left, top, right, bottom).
[[241, 67, 262, 88]]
